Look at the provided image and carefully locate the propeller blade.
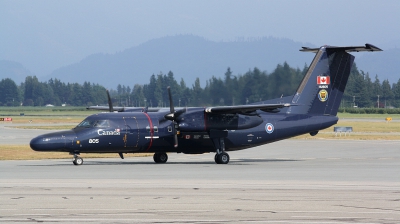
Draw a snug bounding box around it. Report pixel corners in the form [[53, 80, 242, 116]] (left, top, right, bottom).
[[173, 124, 178, 148], [167, 86, 174, 114], [106, 90, 113, 112], [166, 86, 179, 148]]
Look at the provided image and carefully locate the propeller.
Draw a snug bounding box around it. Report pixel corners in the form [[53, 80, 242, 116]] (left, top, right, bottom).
[[106, 90, 114, 112], [165, 86, 179, 148]]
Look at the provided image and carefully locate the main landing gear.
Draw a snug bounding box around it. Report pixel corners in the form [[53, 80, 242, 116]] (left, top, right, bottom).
[[72, 154, 83, 165], [153, 152, 168, 163], [215, 152, 230, 164], [210, 130, 230, 164]]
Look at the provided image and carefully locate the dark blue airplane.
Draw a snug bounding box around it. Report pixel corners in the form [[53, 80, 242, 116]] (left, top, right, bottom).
[[30, 44, 381, 165]]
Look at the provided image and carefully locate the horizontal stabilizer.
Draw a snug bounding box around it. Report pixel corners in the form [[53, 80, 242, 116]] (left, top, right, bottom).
[[300, 43, 382, 53], [205, 103, 291, 114]]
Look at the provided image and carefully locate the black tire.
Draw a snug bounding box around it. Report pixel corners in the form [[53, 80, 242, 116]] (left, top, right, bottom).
[[215, 152, 229, 164], [214, 154, 219, 164], [73, 156, 83, 165], [153, 152, 168, 163], [153, 153, 159, 163]]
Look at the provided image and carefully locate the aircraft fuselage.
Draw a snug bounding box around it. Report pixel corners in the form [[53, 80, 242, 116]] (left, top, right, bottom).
[[30, 110, 338, 154]]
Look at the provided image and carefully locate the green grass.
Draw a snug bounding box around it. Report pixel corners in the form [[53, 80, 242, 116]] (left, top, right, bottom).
[[9, 125, 76, 130], [0, 106, 94, 116], [337, 112, 400, 120], [5, 116, 84, 124]]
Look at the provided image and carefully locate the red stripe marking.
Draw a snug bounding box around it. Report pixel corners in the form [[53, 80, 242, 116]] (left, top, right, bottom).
[[143, 112, 153, 151]]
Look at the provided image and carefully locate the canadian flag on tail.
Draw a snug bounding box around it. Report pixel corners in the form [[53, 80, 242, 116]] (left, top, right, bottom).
[[317, 76, 330, 85]]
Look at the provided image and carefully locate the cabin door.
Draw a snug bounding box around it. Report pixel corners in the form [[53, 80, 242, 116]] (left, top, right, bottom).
[[122, 117, 139, 149]]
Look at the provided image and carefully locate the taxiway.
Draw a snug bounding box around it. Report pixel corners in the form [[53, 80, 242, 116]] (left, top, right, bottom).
[[0, 139, 399, 223]]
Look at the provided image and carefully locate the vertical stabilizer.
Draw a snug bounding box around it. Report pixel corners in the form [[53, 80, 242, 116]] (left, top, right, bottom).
[[289, 44, 382, 116]]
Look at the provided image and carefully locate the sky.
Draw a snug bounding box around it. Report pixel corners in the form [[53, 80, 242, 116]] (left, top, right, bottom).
[[1, 0, 400, 76]]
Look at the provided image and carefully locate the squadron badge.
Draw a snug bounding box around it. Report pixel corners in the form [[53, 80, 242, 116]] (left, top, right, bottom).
[[318, 89, 328, 102]]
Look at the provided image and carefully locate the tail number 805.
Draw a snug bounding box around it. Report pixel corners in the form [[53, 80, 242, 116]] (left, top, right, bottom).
[[89, 139, 99, 144]]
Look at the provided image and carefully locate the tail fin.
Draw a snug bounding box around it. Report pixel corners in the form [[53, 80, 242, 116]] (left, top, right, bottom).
[[289, 44, 382, 116]]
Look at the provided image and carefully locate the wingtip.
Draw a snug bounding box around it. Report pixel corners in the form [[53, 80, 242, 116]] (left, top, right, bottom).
[[365, 43, 383, 51]]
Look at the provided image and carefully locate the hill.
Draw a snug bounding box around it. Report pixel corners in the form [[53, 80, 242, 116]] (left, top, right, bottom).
[[356, 48, 400, 83], [45, 35, 315, 88], [4, 36, 398, 89], [0, 60, 34, 84]]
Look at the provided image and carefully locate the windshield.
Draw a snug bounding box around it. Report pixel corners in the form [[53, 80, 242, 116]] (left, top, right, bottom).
[[76, 119, 110, 128]]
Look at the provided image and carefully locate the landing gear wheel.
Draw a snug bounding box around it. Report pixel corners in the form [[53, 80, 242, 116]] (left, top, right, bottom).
[[73, 156, 83, 165], [153, 152, 168, 163], [215, 152, 229, 164]]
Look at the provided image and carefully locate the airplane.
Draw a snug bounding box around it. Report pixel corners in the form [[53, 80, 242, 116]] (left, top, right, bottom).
[[30, 44, 382, 165]]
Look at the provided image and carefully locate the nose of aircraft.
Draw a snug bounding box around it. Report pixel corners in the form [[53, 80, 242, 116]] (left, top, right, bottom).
[[30, 130, 77, 152]]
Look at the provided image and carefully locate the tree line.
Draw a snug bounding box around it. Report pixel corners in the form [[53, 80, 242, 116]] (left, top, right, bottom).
[[0, 62, 399, 109], [0, 76, 107, 106]]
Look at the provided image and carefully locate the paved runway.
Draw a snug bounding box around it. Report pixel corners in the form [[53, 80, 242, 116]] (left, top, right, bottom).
[[0, 123, 63, 145], [1, 139, 399, 223]]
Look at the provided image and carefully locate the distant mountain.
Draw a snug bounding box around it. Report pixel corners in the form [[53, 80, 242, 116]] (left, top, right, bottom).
[[356, 48, 400, 83], [0, 60, 34, 84], [45, 35, 316, 88], [32, 36, 400, 89]]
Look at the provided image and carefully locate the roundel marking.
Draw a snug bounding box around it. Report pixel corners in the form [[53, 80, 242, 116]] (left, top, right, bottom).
[[318, 89, 329, 102], [265, 123, 274, 134]]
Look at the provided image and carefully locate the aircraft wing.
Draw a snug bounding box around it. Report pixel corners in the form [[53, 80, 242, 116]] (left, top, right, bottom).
[[204, 103, 291, 114], [86, 106, 161, 112], [87, 106, 124, 111]]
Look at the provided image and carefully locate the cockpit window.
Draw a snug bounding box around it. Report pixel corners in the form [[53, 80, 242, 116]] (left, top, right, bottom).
[[76, 119, 110, 128], [94, 120, 110, 128]]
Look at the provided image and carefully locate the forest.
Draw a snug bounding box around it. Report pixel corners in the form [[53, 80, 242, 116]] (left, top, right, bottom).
[[0, 62, 399, 110]]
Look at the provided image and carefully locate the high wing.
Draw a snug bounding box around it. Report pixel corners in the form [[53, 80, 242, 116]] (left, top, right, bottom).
[[86, 106, 162, 112], [300, 43, 382, 53], [204, 103, 291, 114]]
